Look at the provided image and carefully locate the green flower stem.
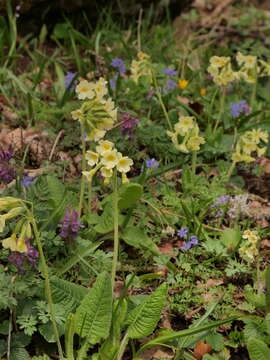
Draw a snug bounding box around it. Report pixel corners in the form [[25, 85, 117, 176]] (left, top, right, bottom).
[[191, 151, 197, 176], [152, 72, 173, 131], [250, 63, 258, 110], [213, 87, 226, 133], [31, 215, 64, 359], [226, 161, 236, 182], [111, 170, 119, 292], [88, 180, 92, 215], [78, 124, 87, 217], [117, 332, 129, 360]]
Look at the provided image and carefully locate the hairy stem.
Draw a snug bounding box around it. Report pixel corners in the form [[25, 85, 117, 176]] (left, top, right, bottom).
[[78, 124, 86, 217], [31, 216, 64, 359], [111, 170, 119, 292], [213, 88, 225, 133]]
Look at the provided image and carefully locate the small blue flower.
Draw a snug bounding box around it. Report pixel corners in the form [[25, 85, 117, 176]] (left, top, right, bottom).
[[217, 195, 230, 203], [230, 100, 250, 118], [21, 176, 36, 187], [146, 158, 159, 169], [181, 241, 193, 250], [177, 227, 189, 239], [64, 72, 77, 91], [163, 68, 177, 76], [216, 209, 224, 217], [190, 235, 198, 245], [111, 58, 126, 74]]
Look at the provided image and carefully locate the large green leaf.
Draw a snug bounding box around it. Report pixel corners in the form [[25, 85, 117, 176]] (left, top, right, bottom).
[[118, 183, 143, 210], [122, 226, 159, 254], [126, 282, 167, 339], [50, 276, 88, 312], [247, 338, 270, 360], [75, 272, 112, 343]]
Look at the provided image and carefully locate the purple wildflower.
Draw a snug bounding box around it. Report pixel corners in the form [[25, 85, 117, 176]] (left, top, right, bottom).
[[111, 58, 126, 75], [231, 100, 251, 118], [216, 209, 224, 217], [59, 207, 80, 240], [146, 158, 159, 169], [0, 146, 13, 161], [217, 195, 230, 203], [8, 239, 39, 273], [21, 176, 36, 187], [177, 226, 189, 239], [65, 72, 77, 91], [121, 113, 139, 139], [0, 163, 15, 184], [181, 235, 199, 250], [110, 72, 119, 90], [163, 68, 177, 76], [163, 79, 177, 94]]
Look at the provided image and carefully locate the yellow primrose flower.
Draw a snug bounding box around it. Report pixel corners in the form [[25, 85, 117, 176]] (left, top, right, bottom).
[[71, 109, 82, 121], [178, 80, 188, 89], [244, 55, 257, 69], [121, 173, 129, 184], [187, 135, 205, 151], [96, 140, 114, 155], [76, 80, 95, 100], [2, 234, 19, 252], [117, 156, 133, 173], [101, 150, 119, 169], [175, 116, 194, 135], [257, 147, 266, 157], [85, 151, 99, 166], [236, 52, 246, 67], [86, 129, 106, 142], [210, 56, 230, 68], [231, 152, 243, 163], [242, 141, 257, 155], [82, 168, 98, 182], [207, 65, 219, 77], [259, 59, 270, 76], [100, 166, 113, 179], [94, 77, 108, 101], [200, 88, 207, 96], [175, 143, 189, 153], [249, 129, 268, 144], [242, 154, 255, 163], [243, 230, 257, 239], [0, 197, 23, 211]]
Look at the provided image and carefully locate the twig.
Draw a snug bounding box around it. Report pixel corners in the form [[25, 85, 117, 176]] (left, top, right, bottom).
[[49, 129, 64, 161]]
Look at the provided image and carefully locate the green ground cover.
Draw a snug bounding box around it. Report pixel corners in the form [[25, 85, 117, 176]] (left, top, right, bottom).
[[1, 2, 270, 359]]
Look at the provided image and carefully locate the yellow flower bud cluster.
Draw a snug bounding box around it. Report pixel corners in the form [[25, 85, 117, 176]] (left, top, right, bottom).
[[167, 115, 205, 153], [82, 140, 133, 184], [130, 52, 152, 83], [239, 229, 259, 262], [0, 197, 32, 253], [71, 78, 117, 142], [232, 128, 268, 163]]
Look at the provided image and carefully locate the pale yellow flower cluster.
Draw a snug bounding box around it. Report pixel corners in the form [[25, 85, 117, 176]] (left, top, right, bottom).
[[239, 229, 259, 262], [232, 129, 268, 163], [207, 52, 269, 86], [71, 78, 117, 142], [82, 140, 133, 184], [0, 197, 32, 253], [167, 115, 205, 153], [130, 51, 152, 83]]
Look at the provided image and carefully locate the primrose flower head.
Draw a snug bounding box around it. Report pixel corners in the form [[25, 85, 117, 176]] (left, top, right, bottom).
[[75, 80, 95, 100], [187, 135, 205, 151], [94, 77, 108, 101], [210, 56, 230, 68], [174, 116, 194, 135]]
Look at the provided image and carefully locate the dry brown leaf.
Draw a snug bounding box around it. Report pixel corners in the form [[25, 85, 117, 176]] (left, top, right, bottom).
[[159, 242, 174, 257], [259, 157, 270, 174], [139, 346, 174, 360], [194, 341, 212, 360], [185, 306, 202, 320], [57, 151, 77, 175], [196, 278, 223, 290]]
